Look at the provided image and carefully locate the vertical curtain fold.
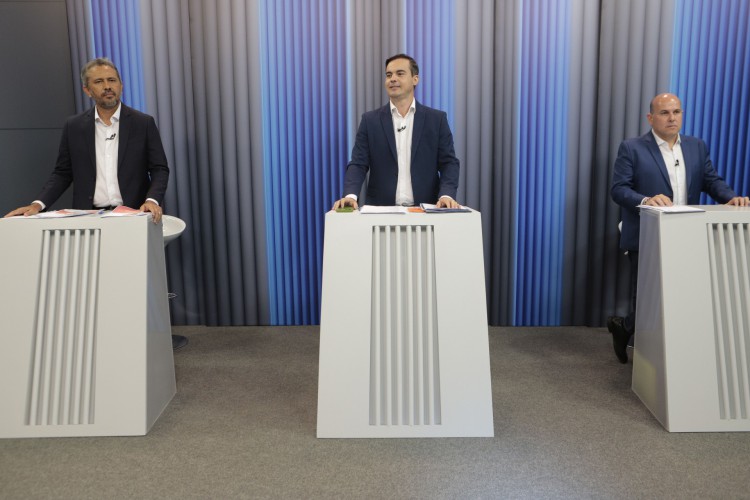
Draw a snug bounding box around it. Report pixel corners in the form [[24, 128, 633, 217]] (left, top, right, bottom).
[[62, 0, 747, 327], [514, 0, 570, 325], [582, 0, 675, 326], [454, 0, 519, 325], [66, 0, 94, 112], [672, 0, 750, 203], [561, 0, 599, 324], [405, 0, 454, 124], [260, 0, 348, 324], [348, 0, 403, 154], [89, 0, 145, 111], [138, 0, 269, 326]]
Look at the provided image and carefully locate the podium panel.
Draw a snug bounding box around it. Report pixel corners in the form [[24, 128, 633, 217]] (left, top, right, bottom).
[[633, 206, 750, 432], [317, 211, 494, 438], [0, 215, 176, 437]]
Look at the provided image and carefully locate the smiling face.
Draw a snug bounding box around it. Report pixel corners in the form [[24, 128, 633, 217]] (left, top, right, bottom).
[[648, 93, 683, 145], [82, 64, 122, 111], [384, 57, 419, 103]]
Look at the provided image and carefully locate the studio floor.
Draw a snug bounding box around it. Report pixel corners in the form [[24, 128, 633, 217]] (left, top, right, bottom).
[[1, 326, 749, 499]]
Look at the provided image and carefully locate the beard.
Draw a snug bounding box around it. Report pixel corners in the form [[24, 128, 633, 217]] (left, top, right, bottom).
[[98, 97, 120, 110]]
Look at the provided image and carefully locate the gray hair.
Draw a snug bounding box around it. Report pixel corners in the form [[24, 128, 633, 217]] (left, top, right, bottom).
[[80, 58, 121, 87]]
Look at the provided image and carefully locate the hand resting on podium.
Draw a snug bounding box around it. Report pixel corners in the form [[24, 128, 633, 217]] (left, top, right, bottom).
[[331, 195, 459, 211]]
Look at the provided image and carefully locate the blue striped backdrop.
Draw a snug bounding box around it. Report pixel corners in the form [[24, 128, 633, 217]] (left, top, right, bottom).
[[259, 0, 349, 324], [672, 0, 750, 203], [89, 0, 145, 111], [82, 0, 749, 326], [405, 0, 455, 126], [515, 0, 570, 325]]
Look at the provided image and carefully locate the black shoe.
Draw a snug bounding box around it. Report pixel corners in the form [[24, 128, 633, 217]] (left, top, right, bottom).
[[172, 334, 188, 350], [607, 316, 629, 364]]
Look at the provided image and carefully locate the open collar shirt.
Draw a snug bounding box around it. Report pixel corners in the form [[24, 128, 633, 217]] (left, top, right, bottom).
[[391, 98, 416, 206]]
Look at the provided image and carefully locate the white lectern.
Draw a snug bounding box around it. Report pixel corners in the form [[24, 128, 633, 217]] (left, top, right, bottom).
[[317, 210, 494, 438], [0, 215, 175, 437], [633, 205, 750, 432]]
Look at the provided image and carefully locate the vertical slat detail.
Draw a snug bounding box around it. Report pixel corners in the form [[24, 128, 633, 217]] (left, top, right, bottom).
[[707, 224, 731, 418], [370, 227, 381, 425], [707, 223, 750, 420], [370, 224, 441, 426], [26, 229, 101, 427], [415, 226, 425, 425]]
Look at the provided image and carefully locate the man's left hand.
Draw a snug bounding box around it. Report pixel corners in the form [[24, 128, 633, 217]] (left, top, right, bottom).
[[726, 197, 750, 207], [435, 196, 459, 209], [140, 200, 163, 224]]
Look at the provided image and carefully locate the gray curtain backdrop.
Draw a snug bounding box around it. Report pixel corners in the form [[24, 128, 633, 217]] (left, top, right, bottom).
[[579, 0, 675, 325], [348, 0, 403, 201], [451, 0, 674, 325], [63, 0, 678, 326], [454, 0, 520, 325], [66, 0, 94, 112], [138, 0, 269, 325]]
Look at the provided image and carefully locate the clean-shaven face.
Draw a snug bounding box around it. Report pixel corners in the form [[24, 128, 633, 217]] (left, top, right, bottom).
[[648, 94, 683, 143], [385, 58, 418, 101]]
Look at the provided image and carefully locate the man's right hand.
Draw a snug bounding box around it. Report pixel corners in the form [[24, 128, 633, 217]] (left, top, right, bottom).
[[332, 197, 358, 210], [643, 194, 672, 207], [4, 202, 43, 218]]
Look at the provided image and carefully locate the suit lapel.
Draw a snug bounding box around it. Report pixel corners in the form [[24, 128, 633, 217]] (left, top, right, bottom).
[[680, 136, 696, 195], [380, 105, 397, 162], [411, 101, 424, 164], [644, 132, 671, 188], [117, 104, 129, 169], [84, 108, 96, 172]]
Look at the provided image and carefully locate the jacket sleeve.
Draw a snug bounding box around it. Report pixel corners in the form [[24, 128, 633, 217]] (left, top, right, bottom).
[[436, 111, 460, 200], [611, 140, 648, 209], [342, 114, 370, 197], [36, 120, 75, 208], [698, 139, 736, 203], [143, 115, 170, 205]]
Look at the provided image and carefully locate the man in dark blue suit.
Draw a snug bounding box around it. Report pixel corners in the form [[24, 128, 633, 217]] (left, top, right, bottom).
[[608, 93, 749, 363], [333, 54, 460, 209]]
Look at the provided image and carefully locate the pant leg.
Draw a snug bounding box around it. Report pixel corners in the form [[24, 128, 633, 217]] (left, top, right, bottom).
[[623, 250, 638, 335]]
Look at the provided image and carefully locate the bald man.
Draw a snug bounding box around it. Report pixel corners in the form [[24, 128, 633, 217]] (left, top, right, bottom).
[[608, 93, 749, 363]]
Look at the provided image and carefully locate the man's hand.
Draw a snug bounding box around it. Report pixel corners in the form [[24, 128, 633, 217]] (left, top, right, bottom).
[[4, 202, 43, 218], [332, 197, 358, 210], [140, 200, 162, 224], [726, 196, 750, 207], [435, 196, 459, 209], [643, 194, 672, 207]]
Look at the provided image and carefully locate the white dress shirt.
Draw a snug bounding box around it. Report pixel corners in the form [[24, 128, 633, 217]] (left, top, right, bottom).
[[391, 99, 416, 206], [93, 104, 123, 207], [653, 130, 687, 205]]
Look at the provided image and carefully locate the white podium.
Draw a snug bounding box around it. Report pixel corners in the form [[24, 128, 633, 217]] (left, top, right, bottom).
[[0, 215, 175, 437], [317, 210, 494, 438], [633, 205, 750, 432]]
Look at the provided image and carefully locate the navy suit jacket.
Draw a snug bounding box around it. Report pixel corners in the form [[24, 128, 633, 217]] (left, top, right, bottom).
[[36, 104, 169, 209], [611, 131, 736, 251], [343, 101, 460, 205]]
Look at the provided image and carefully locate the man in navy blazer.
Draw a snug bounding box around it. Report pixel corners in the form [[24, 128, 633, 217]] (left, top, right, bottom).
[[5, 58, 168, 224], [608, 93, 748, 363], [4, 60, 184, 350], [333, 54, 460, 209]]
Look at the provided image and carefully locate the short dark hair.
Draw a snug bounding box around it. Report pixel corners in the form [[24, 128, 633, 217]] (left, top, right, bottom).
[[385, 54, 419, 76], [80, 58, 121, 87]]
